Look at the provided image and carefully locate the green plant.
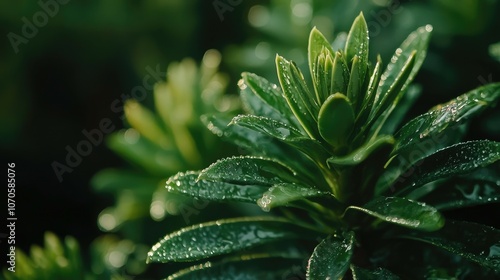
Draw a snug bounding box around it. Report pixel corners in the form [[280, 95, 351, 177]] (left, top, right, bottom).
[[2, 232, 85, 280], [146, 13, 500, 279]]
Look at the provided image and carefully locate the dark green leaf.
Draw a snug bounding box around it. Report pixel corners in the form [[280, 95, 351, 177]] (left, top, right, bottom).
[[391, 140, 500, 195], [166, 171, 268, 203], [147, 217, 314, 263], [346, 196, 444, 231], [419, 165, 500, 210], [317, 93, 355, 148], [241, 72, 301, 128], [351, 265, 400, 280], [167, 256, 303, 280], [394, 83, 500, 155], [398, 220, 500, 272], [276, 55, 320, 139], [307, 231, 355, 279], [198, 156, 299, 186], [354, 56, 382, 134], [203, 114, 321, 183], [257, 183, 327, 211]]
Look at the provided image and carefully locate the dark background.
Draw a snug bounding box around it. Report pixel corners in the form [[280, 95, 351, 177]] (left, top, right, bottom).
[[1, 0, 499, 278]]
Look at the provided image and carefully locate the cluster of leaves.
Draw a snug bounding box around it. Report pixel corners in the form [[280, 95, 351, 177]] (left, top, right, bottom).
[[90, 50, 240, 276], [147, 13, 500, 279], [2, 232, 85, 280], [92, 49, 240, 229]]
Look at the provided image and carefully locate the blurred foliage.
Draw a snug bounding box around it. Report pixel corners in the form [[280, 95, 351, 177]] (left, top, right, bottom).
[[2, 232, 86, 280], [89, 50, 241, 276]]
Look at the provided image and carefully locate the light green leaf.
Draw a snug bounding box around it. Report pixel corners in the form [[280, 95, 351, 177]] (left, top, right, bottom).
[[374, 25, 432, 107], [351, 265, 400, 280], [345, 12, 369, 80], [346, 196, 444, 231], [368, 51, 416, 127], [398, 220, 500, 272], [347, 55, 362, 111], [306, 232, 355, 279], [276, 55, 320, 139], [107, 130, 183, 176], [198, 156, 300, 186], [391, 140, 500, 195], [309, 27, 336, 104], [91, 168, 160, 195], [318, 93, 355, 149], [257, 183, 326, 211], [147, 217, 315, 263], [394, 83, 500, 155], [166, 171, 268, 203], [241, 72, 301, 128]]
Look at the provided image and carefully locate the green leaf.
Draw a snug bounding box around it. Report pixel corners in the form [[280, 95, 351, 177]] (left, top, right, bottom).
[[346, 196, 444, 231], [327, 135, 394, 167], [198, 156, 300, 186], [231, 115, 332, 171], [354, 55, 382, 133], [398, 220, 500, 272], [391, 140, 500, 195], [309, 27, 336, 104], [351, 265, 400, 280], [394, 83, 500, 155], [124, 99, 171, 148], [166, 171, 268, 203], [318, 93, 355, 148], [368, 51, 416, 127], [241, 72, 301, 128], [374, 25, 432, 107], [276, 55, 320, 139], [147, 217, 314, 263], [167, 256, 303, 280], [307, 231, 355, 279], [345, 12, 369, 80], [346, 56, 363, 111], [91, 168, 160, 195], [419, 165, 500, 210], [257, 183, 327, 211], [106, 130, 183, 176]]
